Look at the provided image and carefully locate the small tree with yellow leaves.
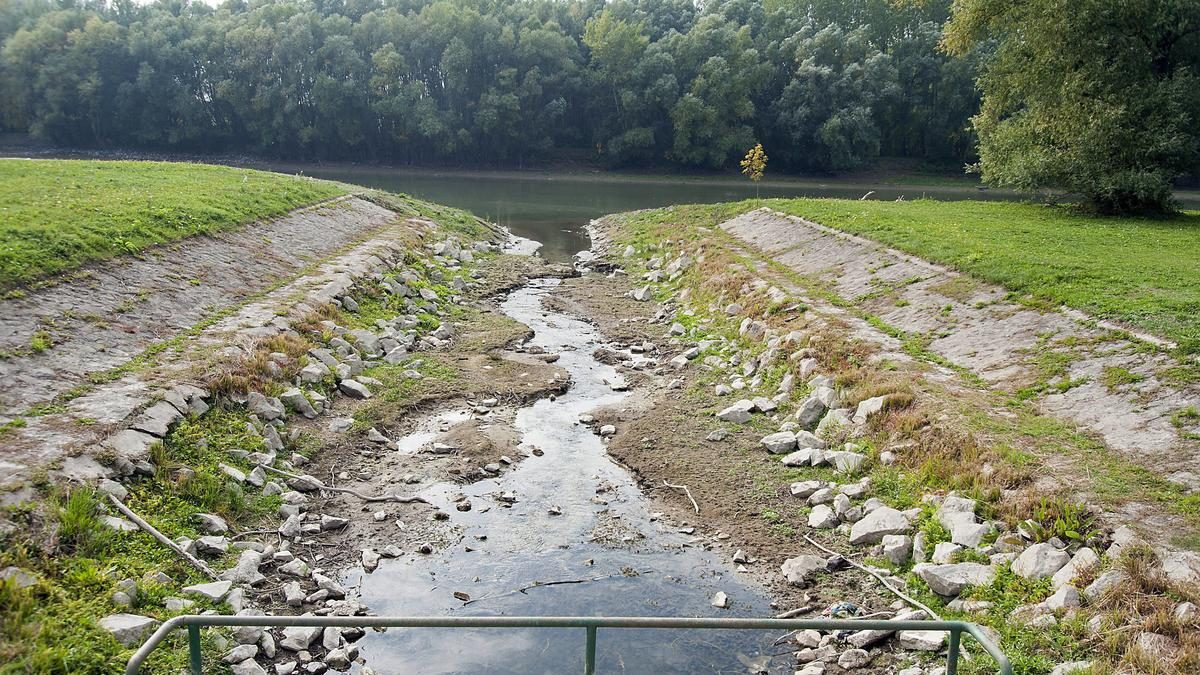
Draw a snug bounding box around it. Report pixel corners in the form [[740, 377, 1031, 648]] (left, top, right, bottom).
[[740, 143, 767, 200]]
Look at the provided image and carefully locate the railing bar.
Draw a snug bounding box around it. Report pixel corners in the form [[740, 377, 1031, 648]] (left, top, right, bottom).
[[125, 616, 1011, 675], [187, 624, 202, 675], [946, 628, 961, 675], [584, 626, 597, 675]]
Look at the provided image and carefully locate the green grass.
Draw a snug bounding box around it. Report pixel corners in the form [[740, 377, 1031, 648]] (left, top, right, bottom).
[[768, 198, 1200, 351], [0, 159, 346, 291], [0, 405, 280, 673]]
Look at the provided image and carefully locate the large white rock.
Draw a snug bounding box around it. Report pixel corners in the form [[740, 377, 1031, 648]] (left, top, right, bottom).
[[100, 613, 159, 647], [1012, 543, 1071, 580], [782, 448, 824, 467], [789, 480, 825, 499], [951, 521, 993, 548], [716, 400, 755, 423], [793, 397, 826, 429], [1051, 547, 1099, 589], [781, 555, 826, 586], [916, 562, 996, 597], [848, 507, 910, 545], [882, 535, 913, 566], [759, 432, 796, 454], [1083, 569, 1129, 601], [851, 396, 888, 425], [793, 431, 827, 450], [808, 505, 839, 529], [1161, 551, 1200, 585], [280, 625, 322, 651], [898, 629, 945, 651], [182, 580, 232, 601]]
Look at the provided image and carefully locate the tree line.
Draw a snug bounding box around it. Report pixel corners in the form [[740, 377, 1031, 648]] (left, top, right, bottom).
[[3, 0, 1197, 212], [0, 0, 981, 173]]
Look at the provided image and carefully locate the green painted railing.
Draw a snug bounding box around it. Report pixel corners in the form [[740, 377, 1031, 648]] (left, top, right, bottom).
[[125, 614, 1012, 675]]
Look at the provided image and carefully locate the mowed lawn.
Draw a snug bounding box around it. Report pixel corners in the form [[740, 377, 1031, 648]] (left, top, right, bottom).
[[0, 159, 345, 290], [770, 198, 1200, 351]]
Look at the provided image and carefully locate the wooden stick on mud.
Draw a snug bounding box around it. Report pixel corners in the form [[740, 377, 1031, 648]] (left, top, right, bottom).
[[260, 465, 429, 504], [107, 493, 218, 579], [801, 534, 941, 620], [801, 534, 974, 661], [662, 479, 700, 513], [460, 573, 632, 606]]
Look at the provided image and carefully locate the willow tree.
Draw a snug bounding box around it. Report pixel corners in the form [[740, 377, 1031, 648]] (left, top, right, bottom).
[[942, 0, 1200, 213]]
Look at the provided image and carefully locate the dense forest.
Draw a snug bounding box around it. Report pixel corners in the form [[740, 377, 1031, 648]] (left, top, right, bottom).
[[0, 0, 983, 171]]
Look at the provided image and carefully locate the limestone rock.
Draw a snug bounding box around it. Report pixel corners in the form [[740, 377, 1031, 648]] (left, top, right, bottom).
[[182, 580, 232, 602], [916, 562, 996, 597], [281, 389, 318, 419], [851, 396, 888, 425], [781, 555, 826, 586], [280, 626, 322, 651], [793, 430, 827, 449], [1083, 570, 1129, 601], [793, 397, 827, 429], [1012, 543, 1071, 580], [808, 505, 838, 529], [716, 400, 754, 423], [882, 535, 912, 566], [230, 660, 268, 675], [131, 401, 184, 437], [898, 630, 945, 651], [1051, 547, 1098, 589], [337, 380, 372, 399], [1044, 585, 1081, 611], [100, 614, 159, 647], [759, 432, 796, 454], [195, 513, 229, 534], [848, 507, 910, 545], [837, 649, 871, 669]]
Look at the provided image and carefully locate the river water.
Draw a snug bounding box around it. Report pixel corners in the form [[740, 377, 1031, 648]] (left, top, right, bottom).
[[345, 279, 789, 674], [284, 166, 1033, 263]]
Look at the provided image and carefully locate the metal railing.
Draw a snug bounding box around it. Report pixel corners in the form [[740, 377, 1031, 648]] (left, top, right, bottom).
[[126, 614, 1012, 675]]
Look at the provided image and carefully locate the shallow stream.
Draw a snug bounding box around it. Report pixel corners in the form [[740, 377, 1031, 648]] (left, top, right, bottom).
[[345, 278, 788, 674]]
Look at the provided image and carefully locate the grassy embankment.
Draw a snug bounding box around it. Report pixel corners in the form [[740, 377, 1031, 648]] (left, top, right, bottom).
[[0, 161, 494, 672], [0, 159, 346, 293], [608, 199, 1199, 674], [767, 199, 1200, 353]]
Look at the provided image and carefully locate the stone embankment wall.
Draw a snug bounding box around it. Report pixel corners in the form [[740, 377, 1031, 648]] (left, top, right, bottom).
[[721, 208, 1200, 490], [0, 197, 454, 503]]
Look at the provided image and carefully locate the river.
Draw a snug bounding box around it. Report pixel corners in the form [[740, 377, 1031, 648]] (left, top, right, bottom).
[[343, 279, 787, 674], [277, 166, 1034, 263]]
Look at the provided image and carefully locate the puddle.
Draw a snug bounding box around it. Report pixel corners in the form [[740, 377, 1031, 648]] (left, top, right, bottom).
[[349, 279, 788, 674], [393, 410, 474, 455]]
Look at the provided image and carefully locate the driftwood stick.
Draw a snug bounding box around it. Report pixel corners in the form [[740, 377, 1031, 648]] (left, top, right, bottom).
[[802, 533, 969, 659], [662, 479, 700, 514], [107, 494, 218, 579], [802, 534, 941, 620], [260, 465, 429, 504], [774, 605, 815, 619], [461, 573, 632, 606]]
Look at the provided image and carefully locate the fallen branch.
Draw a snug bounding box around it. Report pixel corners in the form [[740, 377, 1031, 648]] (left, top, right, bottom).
[[774, 605, 815, 619], [261, 465, 429, 504], [461, 572, 634, 606], [662, 479, 699, 514], [802, 534, 940, 620], [107, 494, 217, 580], [801, 534, 971, 661]]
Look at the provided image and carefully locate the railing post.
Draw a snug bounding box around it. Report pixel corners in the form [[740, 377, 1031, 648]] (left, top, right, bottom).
[[946, 627, 961, 675], [584, 626, 597, 675], [187, 624, 202, 675]]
